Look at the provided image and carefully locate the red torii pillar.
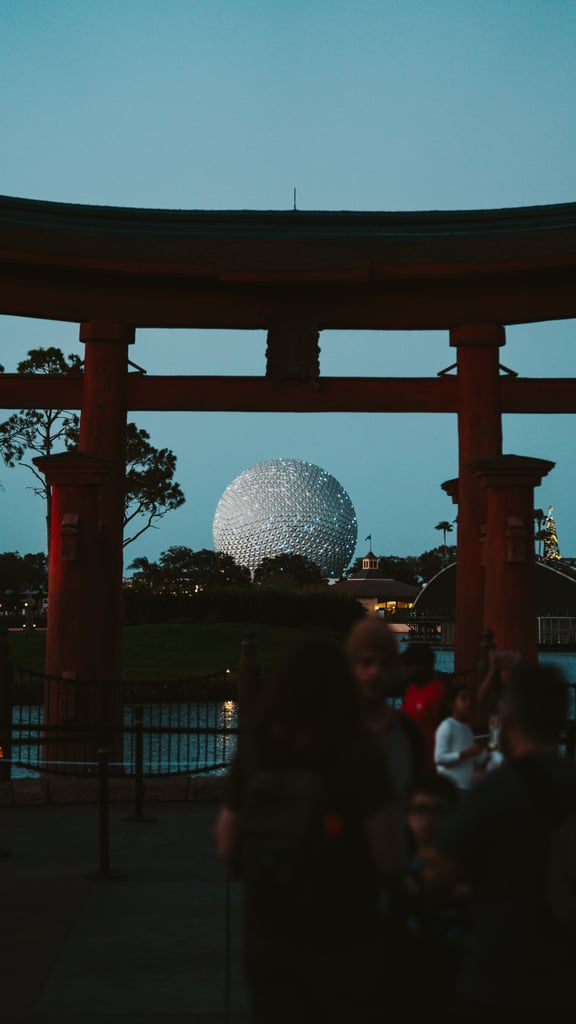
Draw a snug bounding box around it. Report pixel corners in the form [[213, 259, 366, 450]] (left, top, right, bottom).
[[471, 455, 555, 665], [450, 325, 505, 677], [79, 321, 134, 685], [33, 452, 111, 762]]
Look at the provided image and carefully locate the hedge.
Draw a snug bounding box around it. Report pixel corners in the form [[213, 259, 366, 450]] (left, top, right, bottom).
[[123, 586, 365, 634]]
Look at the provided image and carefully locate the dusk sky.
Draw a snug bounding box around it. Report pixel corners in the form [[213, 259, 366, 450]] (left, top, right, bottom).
[[1, 1, 576, 568]]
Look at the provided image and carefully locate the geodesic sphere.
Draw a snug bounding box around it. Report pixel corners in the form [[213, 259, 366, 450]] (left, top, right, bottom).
[[212, 458, 357, 579]]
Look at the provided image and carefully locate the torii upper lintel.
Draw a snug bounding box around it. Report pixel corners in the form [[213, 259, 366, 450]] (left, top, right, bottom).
[[1, 195, 576, 328]]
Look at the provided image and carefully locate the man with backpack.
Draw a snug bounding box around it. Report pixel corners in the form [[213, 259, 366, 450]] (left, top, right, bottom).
[[425, 664, 576, 1015], [215, 639, 406, 1022], [346, 618, 426, 851]]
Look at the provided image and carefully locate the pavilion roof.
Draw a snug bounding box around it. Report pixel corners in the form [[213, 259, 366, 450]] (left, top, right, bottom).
[[414, 560, 576, 616]]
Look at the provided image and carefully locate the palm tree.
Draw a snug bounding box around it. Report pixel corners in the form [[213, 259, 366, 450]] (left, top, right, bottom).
[[435, 520, 454, 565]]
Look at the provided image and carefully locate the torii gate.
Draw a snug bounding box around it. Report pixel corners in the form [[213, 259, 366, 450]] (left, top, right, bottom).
[[1, 194, 575, 725]]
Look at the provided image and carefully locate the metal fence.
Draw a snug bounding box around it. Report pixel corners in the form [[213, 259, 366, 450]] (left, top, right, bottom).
[[3, 664, 576, 780], [8, 668, 239, 778]]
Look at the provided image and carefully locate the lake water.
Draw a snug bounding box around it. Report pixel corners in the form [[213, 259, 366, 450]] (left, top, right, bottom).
[[11, 700, 238, 780], [434, 648, 576, 682], [10, 651, 576, 779], [422, 648, 576, 722]]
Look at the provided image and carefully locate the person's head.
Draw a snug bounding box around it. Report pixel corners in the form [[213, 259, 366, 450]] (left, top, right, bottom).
[[449, 685, 473, 723], [346, 618, 400, 702], [407, 774, 460, 854], [261, 638, 360, 751], [500, 663, 567, 756], [401, 643, 436, 686]]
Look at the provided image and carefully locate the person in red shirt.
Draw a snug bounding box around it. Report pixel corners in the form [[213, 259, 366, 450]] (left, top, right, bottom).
[[401, 644, 448, 773]]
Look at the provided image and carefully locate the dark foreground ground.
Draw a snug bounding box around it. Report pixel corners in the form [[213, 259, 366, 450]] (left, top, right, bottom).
[[1, 802, 249, 1023]]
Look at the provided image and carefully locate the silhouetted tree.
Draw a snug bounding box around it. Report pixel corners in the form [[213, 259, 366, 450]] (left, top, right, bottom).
[[128, 546, 250, 592], [345, 556, 365, 577], [418, 545, 456, 583], [122, 424, 185, 547], [0, 348, 81, 549], [0, 348, 185, 549], [254, 553, 324, 588], [0, 551, 48, 594], [125, 555, 164, 591]]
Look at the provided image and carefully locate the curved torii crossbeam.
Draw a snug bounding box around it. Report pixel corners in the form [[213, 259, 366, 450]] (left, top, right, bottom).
[[1, 194, 576, 326], [0, 194, 574, 728]]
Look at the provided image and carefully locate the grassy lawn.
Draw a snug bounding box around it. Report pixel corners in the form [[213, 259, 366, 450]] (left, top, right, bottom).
[[8, 622, 340, 681], [7, 629, 46, 675]]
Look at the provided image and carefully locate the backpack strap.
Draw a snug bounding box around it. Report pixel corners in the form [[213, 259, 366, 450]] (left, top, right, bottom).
[[399, 710, 427, 786], [512, 757, 570, 826], [512, 756, 576, 933]]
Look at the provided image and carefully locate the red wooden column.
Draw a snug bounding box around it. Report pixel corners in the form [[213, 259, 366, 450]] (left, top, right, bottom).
[[450, 325, 505, 677], [33, 452, 111, 763], [470, 455, 554, 664], [79, 322, 134, 684]]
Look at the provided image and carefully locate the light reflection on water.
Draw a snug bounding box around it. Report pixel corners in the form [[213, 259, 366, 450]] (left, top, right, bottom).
[[10, 651, 576, 779], [11, 699, 239, 780]]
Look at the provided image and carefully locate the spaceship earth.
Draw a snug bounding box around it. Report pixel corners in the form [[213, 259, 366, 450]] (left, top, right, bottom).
[[212, 458, 358, 578]]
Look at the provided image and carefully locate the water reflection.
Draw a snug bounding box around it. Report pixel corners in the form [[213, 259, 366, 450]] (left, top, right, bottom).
[[11, 699, 238, 779], [10, 651, 576, 778]]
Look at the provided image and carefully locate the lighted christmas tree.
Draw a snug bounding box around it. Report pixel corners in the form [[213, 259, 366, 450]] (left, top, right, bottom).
[[543, 506, 561, 560]]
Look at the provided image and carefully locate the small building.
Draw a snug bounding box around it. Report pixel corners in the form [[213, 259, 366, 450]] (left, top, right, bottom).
[[333, 551, 420, 617]]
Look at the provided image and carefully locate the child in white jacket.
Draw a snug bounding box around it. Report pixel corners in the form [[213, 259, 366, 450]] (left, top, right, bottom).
[[434, 686, 489, 791]]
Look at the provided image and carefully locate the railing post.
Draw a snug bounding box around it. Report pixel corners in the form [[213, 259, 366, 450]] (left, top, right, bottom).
[[86, 738, 127, 880], [224, 864, 232, 1022], [238, 632, 261, 735], [98, 744, 111, 872], [477, 627, 496, 686], [0, 628, 13, 783], [123, 705, 157, 823], [473, 627, 496, 727], [221, 642, 258, 1023]]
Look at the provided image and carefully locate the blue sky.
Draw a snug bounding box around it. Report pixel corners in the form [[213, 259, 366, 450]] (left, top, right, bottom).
[[1, 0, 575, 566]]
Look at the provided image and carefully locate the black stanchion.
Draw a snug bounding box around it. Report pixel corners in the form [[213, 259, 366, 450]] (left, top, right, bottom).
[[86, 744, 127, 881], [238, 632, 261, 733], [224, 864, 232, 1022], [0, 630, 13, 857], [0, 627, 13, 785], [123, 706, 158, 823]]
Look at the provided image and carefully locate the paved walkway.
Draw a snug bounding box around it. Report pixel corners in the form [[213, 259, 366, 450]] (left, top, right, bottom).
[[1, 801, 249, 1023]]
